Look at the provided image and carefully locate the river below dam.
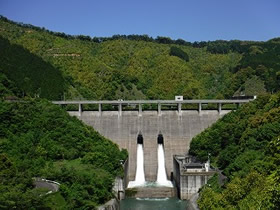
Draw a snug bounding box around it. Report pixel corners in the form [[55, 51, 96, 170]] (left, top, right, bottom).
[[120, 197, 188, 210]]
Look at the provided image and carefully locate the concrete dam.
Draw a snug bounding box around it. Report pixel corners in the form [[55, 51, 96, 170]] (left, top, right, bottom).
[[54, 100, 250, 185]]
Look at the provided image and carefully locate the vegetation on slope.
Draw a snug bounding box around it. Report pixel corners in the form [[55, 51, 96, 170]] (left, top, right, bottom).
[[2, 16, 279, 101], [0, 99, 127, 209], [189, 93, 280, 209], [0, 37, 65, 100], [0, 72, 20, 98]]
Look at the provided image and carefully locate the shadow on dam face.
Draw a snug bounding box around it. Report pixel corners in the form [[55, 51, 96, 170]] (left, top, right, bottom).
[[68, 110, 230, 183]]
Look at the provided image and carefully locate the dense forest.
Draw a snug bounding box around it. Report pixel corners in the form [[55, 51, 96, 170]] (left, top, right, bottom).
[[189, 93, 280, 209], [0, 98, 127, 209], [0, 37, 65, 100], [1, 15, 279, 101]]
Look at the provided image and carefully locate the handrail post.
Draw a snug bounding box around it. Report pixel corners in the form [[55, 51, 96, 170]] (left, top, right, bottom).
[[198, 103, 202, 114]]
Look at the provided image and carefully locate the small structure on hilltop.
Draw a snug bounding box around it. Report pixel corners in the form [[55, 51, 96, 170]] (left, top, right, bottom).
[[173, 155, 216, 200]]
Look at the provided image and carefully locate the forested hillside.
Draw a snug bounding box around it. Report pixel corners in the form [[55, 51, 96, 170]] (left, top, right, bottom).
[[1, 16, 279, 100], [0, 99, 127, 209], [189, 93, 280, 209], [0, 37, 65, 100]]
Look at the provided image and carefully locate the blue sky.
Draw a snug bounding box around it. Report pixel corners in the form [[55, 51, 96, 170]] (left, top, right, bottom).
[[0, 0, 279, 42]]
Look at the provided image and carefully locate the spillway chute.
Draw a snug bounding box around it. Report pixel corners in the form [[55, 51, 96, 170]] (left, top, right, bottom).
[[156, 141, 173, 187], [127, 135, 146, 188]]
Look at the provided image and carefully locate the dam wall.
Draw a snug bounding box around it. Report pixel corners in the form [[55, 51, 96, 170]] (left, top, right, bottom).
[[69, 110, 230, 182]]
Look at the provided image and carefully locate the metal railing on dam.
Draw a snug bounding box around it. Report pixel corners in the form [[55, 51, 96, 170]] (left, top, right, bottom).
[[52, 99, 252, 116]]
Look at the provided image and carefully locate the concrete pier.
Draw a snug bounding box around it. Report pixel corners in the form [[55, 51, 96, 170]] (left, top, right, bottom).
[[138, 104, 142, 117], [218, 103, 222, 114], [98, 103, 102, 116], [78, 104, 82, 116], [158, 103, 161, 116], [118, 103, 122, 117], [178, 103, 182, 116]]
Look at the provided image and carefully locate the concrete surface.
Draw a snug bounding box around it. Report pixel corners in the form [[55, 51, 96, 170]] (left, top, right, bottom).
[[69, 110, 230, 182]]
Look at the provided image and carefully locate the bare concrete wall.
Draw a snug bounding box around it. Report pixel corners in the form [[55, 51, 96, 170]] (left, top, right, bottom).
[[69, 110, 229, 182], [180, 175, 211, 200]]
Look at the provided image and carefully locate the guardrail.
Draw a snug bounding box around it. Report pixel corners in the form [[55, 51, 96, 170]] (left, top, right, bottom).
[[52, 99, 253, 116]]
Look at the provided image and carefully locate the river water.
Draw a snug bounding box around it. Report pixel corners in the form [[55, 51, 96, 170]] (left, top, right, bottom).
[[120, 197, 188, 210]]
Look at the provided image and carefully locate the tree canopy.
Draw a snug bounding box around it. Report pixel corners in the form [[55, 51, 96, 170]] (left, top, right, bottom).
[[189, 93, 280, 209], [0, 99, 127, 209], [1, 16, 279, 101]]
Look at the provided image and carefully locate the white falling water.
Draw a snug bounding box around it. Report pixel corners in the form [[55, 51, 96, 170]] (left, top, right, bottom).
[[127, 144, 146, 188], [156, 144, 173, 187]]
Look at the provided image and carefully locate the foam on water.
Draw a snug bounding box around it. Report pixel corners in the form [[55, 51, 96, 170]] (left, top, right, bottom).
[[136, 197, 169, 201]]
